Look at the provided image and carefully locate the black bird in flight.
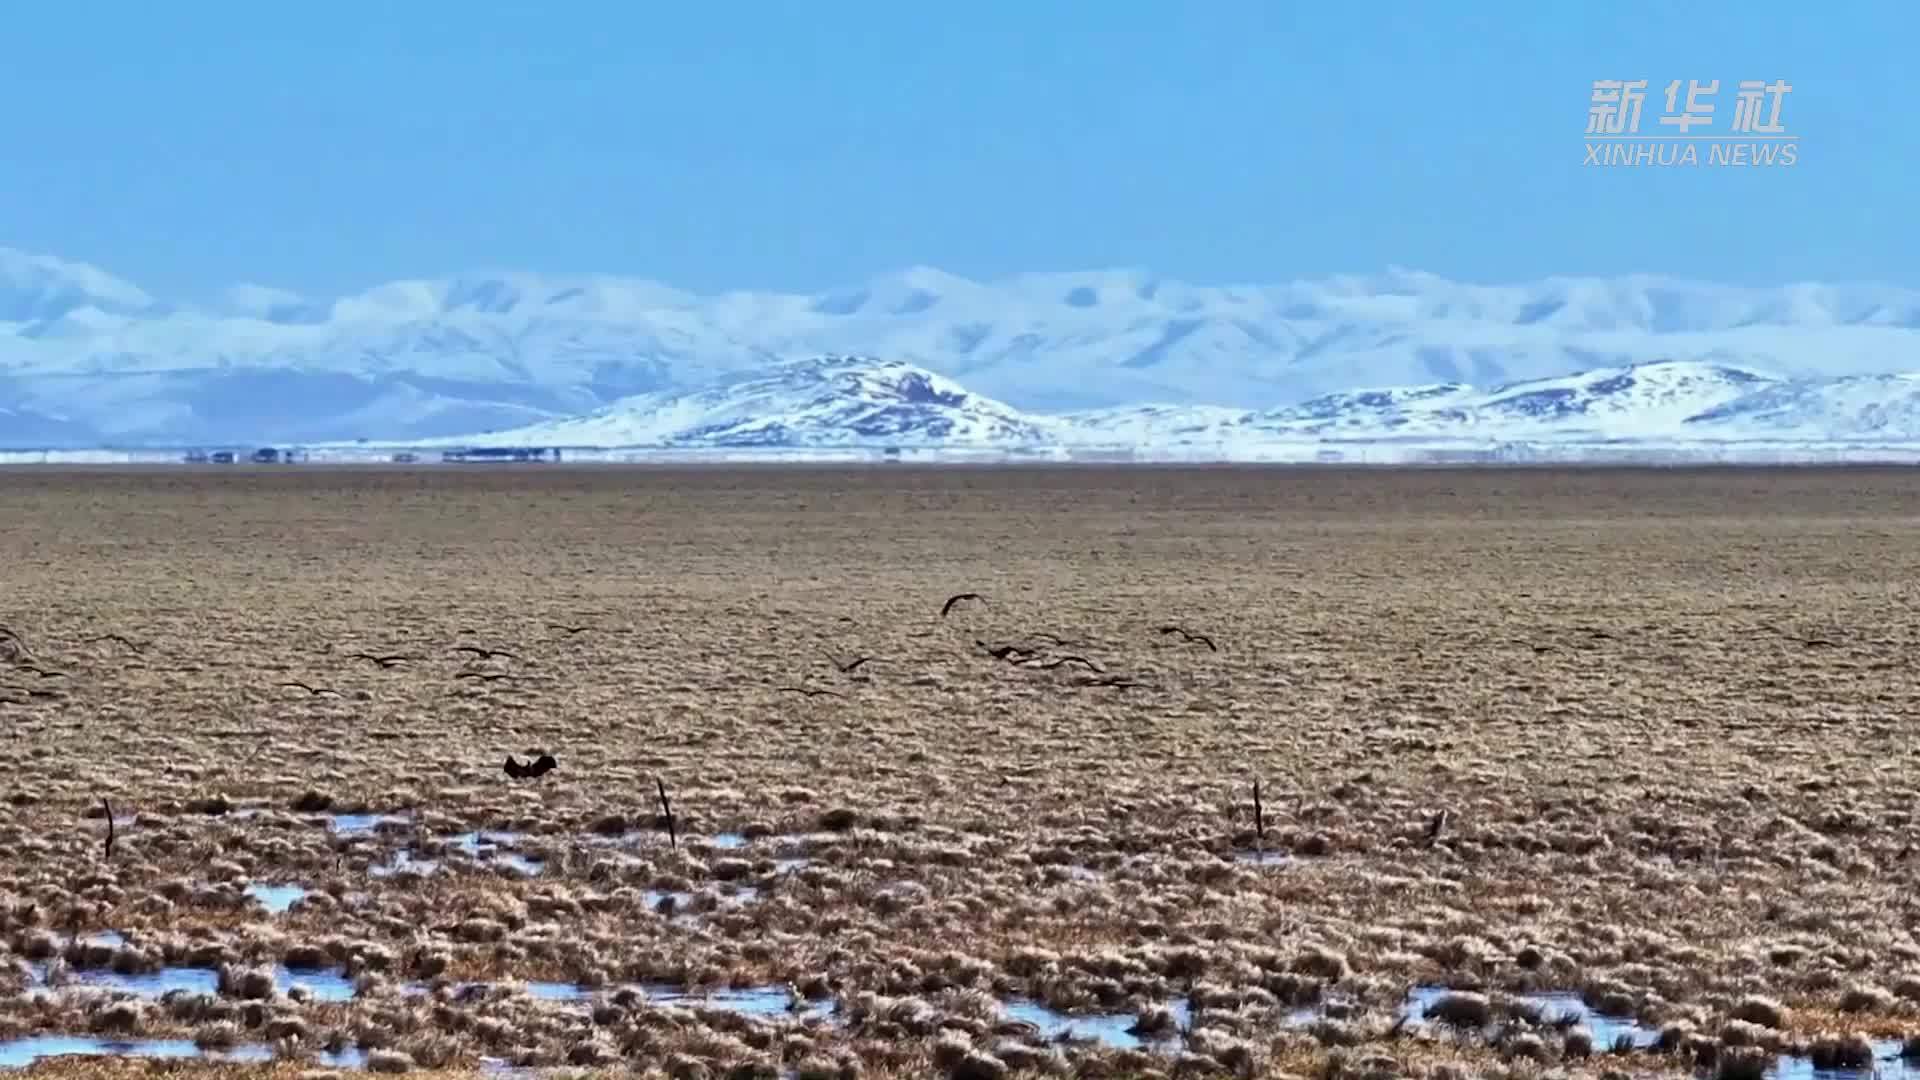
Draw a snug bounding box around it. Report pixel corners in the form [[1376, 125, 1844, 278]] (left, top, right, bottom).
[[822, 650, 882, 674], [546, 623, 594, 636], [1156, 625, 1218, 652], [503, 752, 558, 779], [15, 665, 67, 679], [778, 686, 846, 699], [454, 646, 518, 661], [975, 639, 1037, 663], [349, 653, 413, 669], [1031, 654, 1105, 672], [940, 593, 985, 618], [85, 633, 143, 653], [456, 672, 517, 682], [278, 681, 340, 697]]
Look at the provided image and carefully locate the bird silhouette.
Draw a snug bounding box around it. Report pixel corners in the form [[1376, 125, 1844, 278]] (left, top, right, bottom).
[[941, 593, 985, 618], [1030, 654, 1105, 672], [1156, 626, 1218, 652], [975, 639, 1037, 663], [778, 686, 846, 699], [1425, 809, 1449, 846], [822, 650, 882, 674], [278, 681, 340, 697], [455, 672, 517, 683], [545, 623, 594, 636], [15, 665, 67, 679], [85, 633, 143, 653], [503, 753, 557, 779], [453, 645, 518, 661], [349, 653, 413, 669]]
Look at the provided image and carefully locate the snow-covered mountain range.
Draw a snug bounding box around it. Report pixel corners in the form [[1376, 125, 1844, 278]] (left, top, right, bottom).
[[5, 244, 1920, 447], [421, 355, 1920, 449]]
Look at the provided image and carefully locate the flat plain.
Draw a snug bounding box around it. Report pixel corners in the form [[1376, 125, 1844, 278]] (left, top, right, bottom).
[[4, 463, 1920, 1080]]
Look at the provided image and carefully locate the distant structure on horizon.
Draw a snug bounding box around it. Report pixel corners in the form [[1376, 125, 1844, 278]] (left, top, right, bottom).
[[180, 446, 307, 464], [440, 447, 561, 464]]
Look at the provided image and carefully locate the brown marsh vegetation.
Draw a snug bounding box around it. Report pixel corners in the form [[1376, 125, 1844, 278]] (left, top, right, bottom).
[[3, 463, 1920, 1080]]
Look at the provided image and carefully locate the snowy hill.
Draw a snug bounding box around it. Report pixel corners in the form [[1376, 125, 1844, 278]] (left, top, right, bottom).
[[5, 246, 1920, 445], [415, 355, 1055, 448], [1682, 373, 1920, 437], [0, 248, 156, 324], [1239, 362, 1781, 439], [417, 358, 1920, 451]]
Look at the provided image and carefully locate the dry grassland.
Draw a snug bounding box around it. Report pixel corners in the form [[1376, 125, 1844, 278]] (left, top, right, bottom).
[[4, 463, 1920, 1080]]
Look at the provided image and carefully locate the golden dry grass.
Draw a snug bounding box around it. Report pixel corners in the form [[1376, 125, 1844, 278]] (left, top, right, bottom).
[[4, 463, 1920, 1079]]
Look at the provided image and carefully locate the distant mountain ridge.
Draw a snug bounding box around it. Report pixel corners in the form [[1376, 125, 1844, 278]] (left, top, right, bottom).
[[412, 355, 1920, 450], [412, 356, 1051, 449], [3, 246, 1920, 445]]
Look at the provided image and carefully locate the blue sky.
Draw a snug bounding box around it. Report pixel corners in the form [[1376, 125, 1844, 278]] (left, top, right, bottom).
[[0, 2, 1906, 298]]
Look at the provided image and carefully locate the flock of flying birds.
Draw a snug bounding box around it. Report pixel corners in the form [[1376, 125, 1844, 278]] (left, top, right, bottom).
[[0, 626, 134, 702], [774, 592, 1217, 700], [0, 597, 1220, 783]]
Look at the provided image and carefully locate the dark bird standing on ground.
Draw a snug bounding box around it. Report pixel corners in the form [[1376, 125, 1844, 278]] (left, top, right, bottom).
[[503, 753, 557, 780], [941, 593, 985, 618], [1157, 625, 1218, 652], [1425, 809, 1449, 846], [348, 653, 413, 669], [454, 645, 518, 661], [278, 681, 340, 697]]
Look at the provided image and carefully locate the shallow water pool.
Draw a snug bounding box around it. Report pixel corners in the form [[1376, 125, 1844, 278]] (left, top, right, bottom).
[[0, 1035, 366, 1070]]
